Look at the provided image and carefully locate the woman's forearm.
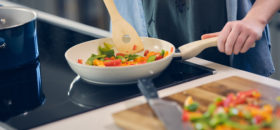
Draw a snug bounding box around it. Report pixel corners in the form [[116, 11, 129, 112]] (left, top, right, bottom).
[[244, 0, 280, 27]]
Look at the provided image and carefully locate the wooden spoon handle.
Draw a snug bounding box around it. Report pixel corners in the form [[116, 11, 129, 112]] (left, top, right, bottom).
[[103, 0, 122, 21]]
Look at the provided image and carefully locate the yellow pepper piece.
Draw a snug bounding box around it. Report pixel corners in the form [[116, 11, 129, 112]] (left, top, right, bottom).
[[215, 125, 234, 130], [188, 112, 203, 119], [252, 91, 261, 98], [184, 96, 193, 107], [264, 114, 272, 122], [134, 57, 147, 63], [262, 104, 273, 113], [93, 59, 105, 67], [250, 107, 262, 117], [164, 51, 169, 57], [146, 52, 157, 58]]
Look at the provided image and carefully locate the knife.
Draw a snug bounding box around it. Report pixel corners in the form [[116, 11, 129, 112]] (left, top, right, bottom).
[[137, 78, 193, 130]]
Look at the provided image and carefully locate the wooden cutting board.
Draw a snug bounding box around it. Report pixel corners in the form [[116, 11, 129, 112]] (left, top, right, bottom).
[[112, 76, 280, 130]]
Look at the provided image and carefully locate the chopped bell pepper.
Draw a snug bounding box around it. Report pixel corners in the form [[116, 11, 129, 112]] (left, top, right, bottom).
[[147, 55, 156, 63], [132, 45, 137, 50], [77, 59, 83, 64], [103, 59, 122, 66], [144, 50, 149, 56], [182, 110, 189, 121], [93, 59, 105, 67], [184, 96, 193, 107], [185, 102, 199, 112]]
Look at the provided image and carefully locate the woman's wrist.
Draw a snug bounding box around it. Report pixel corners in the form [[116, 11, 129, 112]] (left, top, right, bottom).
[[243, 15, 267, 30]]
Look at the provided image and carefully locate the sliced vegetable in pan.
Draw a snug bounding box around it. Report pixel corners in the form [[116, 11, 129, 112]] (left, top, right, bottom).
[[78, 43, 170, 67]]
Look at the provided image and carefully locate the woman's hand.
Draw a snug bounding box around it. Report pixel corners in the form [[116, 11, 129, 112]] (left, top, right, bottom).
[[202, 0, 280, 55], [202, 18, 266, 55]]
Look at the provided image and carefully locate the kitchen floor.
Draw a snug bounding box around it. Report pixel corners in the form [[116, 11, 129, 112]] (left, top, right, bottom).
[[6, 0, 280, 80]]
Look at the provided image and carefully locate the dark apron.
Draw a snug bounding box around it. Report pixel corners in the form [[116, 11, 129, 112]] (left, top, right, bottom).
[[142, 0, 230, 65]]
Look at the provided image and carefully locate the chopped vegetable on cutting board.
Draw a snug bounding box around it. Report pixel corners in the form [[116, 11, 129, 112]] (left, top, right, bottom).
[[182, 89, 280, 130]]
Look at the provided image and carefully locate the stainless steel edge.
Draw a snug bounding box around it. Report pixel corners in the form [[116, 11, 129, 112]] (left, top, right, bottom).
[[0, 0, 111, 38]]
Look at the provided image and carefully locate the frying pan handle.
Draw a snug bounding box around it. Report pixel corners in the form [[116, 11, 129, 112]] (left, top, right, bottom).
[[179, 37, 218, 60], [178, 37, 257, 60], [173, 52, 182, 58], [0, 37, 6, 49]]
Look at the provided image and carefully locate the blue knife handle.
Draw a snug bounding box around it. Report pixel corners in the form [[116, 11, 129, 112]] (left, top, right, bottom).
[[137, 78, 159, 100]]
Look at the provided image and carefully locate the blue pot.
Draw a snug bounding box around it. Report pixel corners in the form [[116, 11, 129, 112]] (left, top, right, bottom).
[[0, 7, 39, 70]]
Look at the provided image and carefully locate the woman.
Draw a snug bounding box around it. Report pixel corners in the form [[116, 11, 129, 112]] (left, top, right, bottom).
[[114, 0, 280, 76]]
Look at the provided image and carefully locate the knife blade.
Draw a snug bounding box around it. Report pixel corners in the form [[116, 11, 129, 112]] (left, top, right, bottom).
[[137, 78, 193, 130]]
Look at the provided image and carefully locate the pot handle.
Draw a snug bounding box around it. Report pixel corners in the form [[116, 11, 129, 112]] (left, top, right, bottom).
[[0, 37, 6, 49]]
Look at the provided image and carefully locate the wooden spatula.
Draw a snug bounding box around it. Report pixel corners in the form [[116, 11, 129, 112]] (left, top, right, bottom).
[[103, 0, 144, 54]]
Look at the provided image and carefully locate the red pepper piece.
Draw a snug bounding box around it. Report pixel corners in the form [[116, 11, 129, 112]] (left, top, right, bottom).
[[144, 50, 149, 56], [216, 100, 224, 106], [276, 107, 280, 118], [155, 55, 163, 60], [224, 93, 236, 107], [252, 115, 263, 124], [104, 57, 111, 60], [182, 110, 189, 122], [133, 45, 137, 50], [77, 59, 83, 64], [237, 89, 260, 99], [104, 59, 122, 66], [116, 53, 125, 57]]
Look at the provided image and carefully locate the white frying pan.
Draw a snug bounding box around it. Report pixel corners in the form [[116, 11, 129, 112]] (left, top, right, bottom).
[[65, 37, 218, 85]]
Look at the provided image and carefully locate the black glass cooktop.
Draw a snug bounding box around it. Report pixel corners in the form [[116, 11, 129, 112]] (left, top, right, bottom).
[[0, 20, 215, 129]]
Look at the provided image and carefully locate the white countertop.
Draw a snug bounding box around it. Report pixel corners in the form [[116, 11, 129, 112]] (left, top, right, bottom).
[[33, 57, 280, 130]]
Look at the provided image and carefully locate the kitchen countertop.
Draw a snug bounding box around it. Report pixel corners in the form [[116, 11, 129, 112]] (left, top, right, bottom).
[[33, 57, 280, 130]]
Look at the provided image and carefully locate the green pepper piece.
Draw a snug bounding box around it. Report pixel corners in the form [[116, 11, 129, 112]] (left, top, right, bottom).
[[127, 54, 139, 61], [214, 97, 223, 103], [194, 122, 208, 130], [242, 110, 252, 120], [98, 43, 115, 57], [147, 55, 157, 63], [225, 120, 260, 130], [86, 54, 97, 65], [209, 113, 229, 127], [103, 49, 115, 57], [98, 46, 109, 55], [203, 104, 216, 118], [217, 113, 228, 121], [116, 55, 126, 63], [98, 46, 103, 55], [160, 50, 165, 57], [260, 121, 272, 128], [209, 117, 220, 127], [185, 102, 199, 112], [104, 42, 113, 49], [95, 55, 106, 61]]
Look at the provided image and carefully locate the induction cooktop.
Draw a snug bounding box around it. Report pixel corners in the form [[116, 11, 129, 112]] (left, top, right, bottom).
[[0, 19, 215, 129]]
